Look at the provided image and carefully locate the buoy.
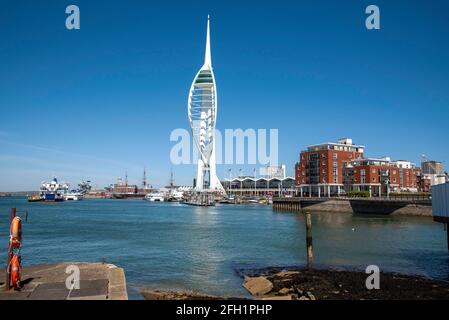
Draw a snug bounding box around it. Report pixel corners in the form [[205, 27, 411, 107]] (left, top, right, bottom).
[[10, 216, 22, 248], [9, 255, 21, 289]]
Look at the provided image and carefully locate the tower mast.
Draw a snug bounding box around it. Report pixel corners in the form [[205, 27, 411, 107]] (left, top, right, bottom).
[[204, 15, 212, 67], [143, 168, 147, 191]]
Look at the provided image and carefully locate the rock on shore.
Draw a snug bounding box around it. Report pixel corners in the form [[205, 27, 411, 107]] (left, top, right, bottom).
[[140, 269, 449, 300], [241, 269, 449, 300], [242, 276, 274, 296], [141, 289, 225, 300]]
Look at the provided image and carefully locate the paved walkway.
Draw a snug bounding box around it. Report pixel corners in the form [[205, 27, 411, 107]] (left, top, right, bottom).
[[0, 262, 128, 300]]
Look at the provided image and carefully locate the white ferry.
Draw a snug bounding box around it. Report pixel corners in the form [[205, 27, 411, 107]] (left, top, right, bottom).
[[30, 177, 69, 202], [145, 192, 165, 202]]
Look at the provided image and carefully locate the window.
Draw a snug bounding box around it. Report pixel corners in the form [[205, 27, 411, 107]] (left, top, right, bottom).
[[333, 153, 338, 160], [372, 169, 376, 174]]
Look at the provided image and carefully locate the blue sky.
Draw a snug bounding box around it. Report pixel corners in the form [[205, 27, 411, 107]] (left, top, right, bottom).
[[0, 0, 448, 191]]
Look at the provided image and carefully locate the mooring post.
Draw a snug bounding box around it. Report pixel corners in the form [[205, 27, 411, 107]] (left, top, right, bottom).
[[446, 224, 449, 251], [5, 208, 16, 291], [305, 211, 313, 271]]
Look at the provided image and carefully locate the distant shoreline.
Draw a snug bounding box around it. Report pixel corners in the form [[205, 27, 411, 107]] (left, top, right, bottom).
[[0, 192, 37, 197]]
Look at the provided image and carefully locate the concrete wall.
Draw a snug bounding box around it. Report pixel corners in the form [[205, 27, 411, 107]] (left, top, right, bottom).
[[273, 198, 432, 217], [299, 199, 353, 213]]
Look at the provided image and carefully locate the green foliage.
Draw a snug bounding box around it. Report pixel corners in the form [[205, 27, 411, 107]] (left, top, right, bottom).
[[347, 191, 371, 198]]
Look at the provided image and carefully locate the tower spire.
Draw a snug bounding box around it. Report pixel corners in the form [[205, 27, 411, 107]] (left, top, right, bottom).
[[204, 15, 212, 67]]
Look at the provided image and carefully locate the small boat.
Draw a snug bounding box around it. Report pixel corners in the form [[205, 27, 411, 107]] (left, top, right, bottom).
[[219, 196, 235, 204], [27, 195, 43, 202], [64, 193, 80, 201], [145, 192, 165, 202]]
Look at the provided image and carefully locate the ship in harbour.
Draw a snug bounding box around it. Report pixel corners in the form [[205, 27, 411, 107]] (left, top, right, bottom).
[[28, 177, 69, 202], [28, 178, 91, 202]]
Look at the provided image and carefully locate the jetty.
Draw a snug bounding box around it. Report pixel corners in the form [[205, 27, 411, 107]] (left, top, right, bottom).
[[185, 192, 216, 207], [0, 262, 128, 300], [273, 196, 432, 216]]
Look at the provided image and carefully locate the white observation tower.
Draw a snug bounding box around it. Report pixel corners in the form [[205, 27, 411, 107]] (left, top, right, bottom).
[[188, 16, 225, 195]]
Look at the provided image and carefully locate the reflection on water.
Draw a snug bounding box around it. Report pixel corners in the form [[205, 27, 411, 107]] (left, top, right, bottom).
[[0, 197, 448, 299]]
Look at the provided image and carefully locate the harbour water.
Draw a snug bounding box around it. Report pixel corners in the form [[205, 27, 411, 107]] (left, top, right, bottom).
[[1, 197, 448, 299]]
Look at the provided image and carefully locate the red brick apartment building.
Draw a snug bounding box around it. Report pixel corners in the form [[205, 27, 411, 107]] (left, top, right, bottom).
[[343, 158, 418, 197], [295, 138, 365, 197], [295, 138, 419, 197]]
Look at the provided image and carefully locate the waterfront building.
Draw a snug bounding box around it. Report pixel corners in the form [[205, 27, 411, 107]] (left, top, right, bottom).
[[392, 160, 419, 191], [343, 157, 419, 197], [188, 16, 224, 194], [222, 176, 295, 196], [295, 138, 422, 197], [295, 138, 365, 197], [222, 166, 294, 196], [417, 169, 432, 193]]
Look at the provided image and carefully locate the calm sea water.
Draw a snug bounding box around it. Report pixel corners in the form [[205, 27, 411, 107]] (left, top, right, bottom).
[[0, 197, 448, 299]]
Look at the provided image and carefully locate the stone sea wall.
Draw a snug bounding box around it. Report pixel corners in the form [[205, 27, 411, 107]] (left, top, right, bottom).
[[273, 198, 432, 217]]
